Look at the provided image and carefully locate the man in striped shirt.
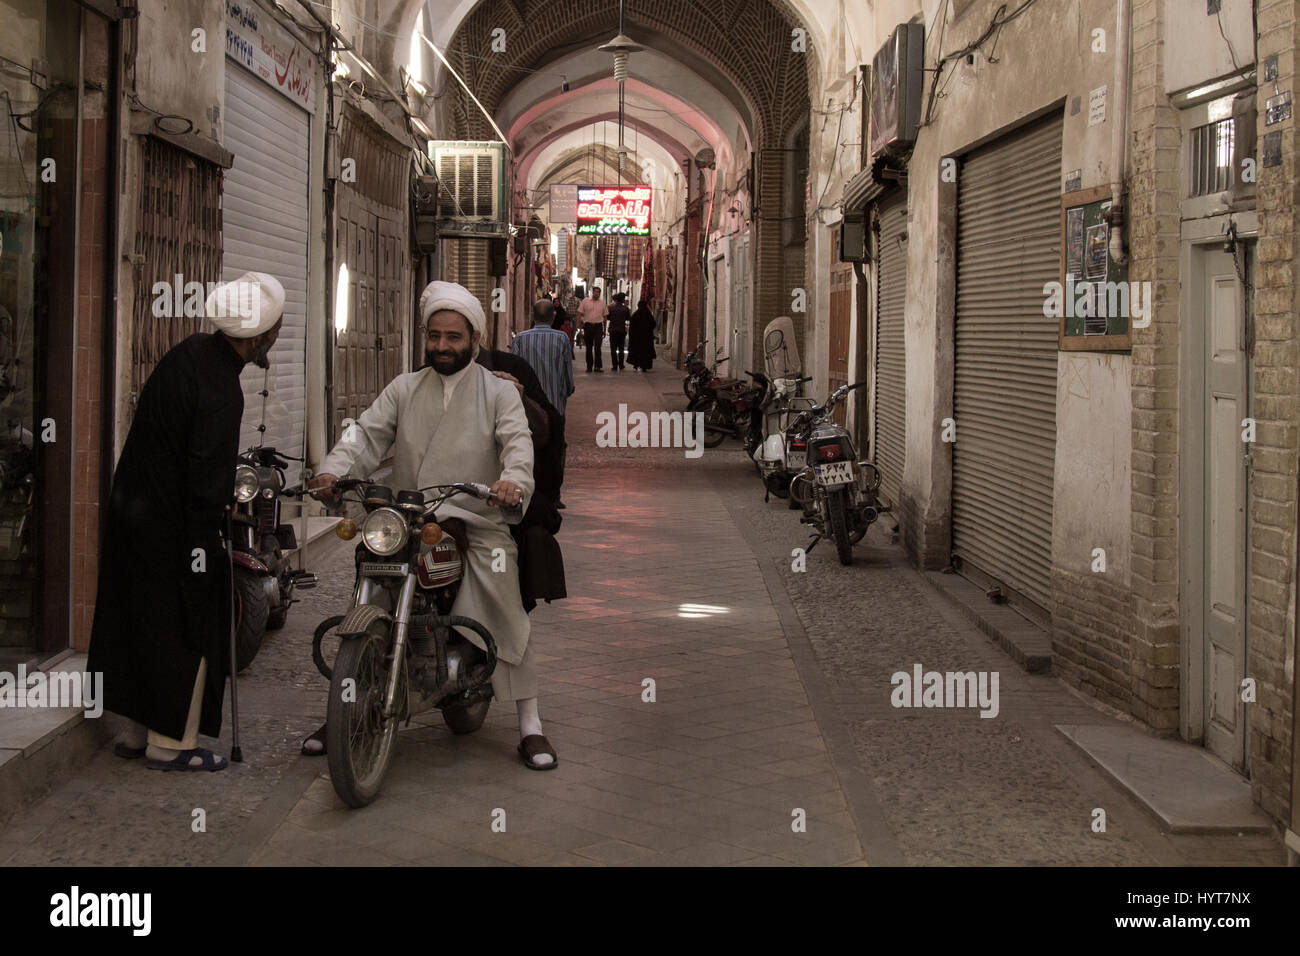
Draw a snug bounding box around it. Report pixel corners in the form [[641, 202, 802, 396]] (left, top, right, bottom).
[[511, 298, 575, 506], [511, 299, 574, 416]]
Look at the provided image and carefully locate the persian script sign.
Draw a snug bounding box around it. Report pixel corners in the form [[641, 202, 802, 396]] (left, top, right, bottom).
[[575, 186, 652, 236], [225, 0, 315, 111]]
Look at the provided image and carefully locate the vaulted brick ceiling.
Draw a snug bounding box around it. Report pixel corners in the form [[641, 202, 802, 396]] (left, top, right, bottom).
[[443, 0, 816, 149]]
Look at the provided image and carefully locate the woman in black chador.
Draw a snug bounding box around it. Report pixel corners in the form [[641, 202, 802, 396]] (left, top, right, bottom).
[[627, 298, 657, 371]]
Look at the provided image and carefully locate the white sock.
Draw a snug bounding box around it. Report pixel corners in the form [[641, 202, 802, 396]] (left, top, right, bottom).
[[516, 698, 552, 767]]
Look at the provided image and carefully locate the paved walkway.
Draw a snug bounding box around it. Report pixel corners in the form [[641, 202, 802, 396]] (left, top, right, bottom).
[[0, 351, 1285, 866]]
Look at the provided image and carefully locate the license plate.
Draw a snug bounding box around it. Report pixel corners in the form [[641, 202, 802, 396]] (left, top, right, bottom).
[[360, 562, 409, 577], [815, 461, 854, 486]]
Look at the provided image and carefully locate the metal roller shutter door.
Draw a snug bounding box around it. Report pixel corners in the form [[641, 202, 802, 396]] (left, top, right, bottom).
[[952, 113, 1061, 613], [223, 64, 310, 486], [874, 192, 907, 507]]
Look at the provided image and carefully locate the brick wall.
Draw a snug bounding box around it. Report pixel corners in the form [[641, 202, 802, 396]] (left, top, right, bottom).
[[1052, 568, 1139, 711], [73, 117, 107, 653], [1126, 0, 1183, 732], [1248, 0, 1298, 825]]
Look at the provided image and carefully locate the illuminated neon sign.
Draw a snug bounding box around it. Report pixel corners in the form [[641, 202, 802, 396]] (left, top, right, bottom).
[[575, 186, 652, 236]]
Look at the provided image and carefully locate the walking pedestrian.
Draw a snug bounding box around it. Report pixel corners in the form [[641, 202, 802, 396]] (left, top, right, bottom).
[[607, 292, 630, 371], [88, 272, 286, 772], [577, 286, 607, 373], [551, 296, 576, 353], [628, 297, 657, 371]]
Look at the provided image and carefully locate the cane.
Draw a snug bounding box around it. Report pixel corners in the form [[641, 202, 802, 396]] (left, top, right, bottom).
[[224, 508, 243, 763]]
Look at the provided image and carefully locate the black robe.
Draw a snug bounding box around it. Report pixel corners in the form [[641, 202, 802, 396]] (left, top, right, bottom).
[[628, 306, 657, 370], [475, 349, 567, 611], [87, 333, 245, 740]]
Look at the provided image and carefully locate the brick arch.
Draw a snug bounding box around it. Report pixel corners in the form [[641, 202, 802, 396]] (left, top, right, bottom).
[[445, 0, 817, 364], [517, 113, 695, 186], [445, 0, 816, 148]]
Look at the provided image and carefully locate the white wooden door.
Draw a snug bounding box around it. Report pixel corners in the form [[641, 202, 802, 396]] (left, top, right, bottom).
[[1201, 246, 1249, 768]]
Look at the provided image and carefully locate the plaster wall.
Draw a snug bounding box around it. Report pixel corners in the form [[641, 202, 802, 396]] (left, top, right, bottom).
[[1163, 0, 1255, 94], [898, 0, 1131, 582]]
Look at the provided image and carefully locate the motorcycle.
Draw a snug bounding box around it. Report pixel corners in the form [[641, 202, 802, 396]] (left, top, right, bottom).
[[684, 340, 743, 410], [700, 371, 768, 451], [312, 477, 513, 808], [753, 374, 815, 500], [787, 381, 888, 565], [230, 446, 316, 671]]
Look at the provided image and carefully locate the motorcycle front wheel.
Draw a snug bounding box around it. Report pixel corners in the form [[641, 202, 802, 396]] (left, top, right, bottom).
[[326, 630, 403, 808], [232, 568, 269, 672], [701, 400, 729, 448], [827, 487, 854, 566]]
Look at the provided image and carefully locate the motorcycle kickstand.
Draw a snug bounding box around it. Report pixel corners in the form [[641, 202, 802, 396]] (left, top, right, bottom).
[[805, 533, 822, 554]]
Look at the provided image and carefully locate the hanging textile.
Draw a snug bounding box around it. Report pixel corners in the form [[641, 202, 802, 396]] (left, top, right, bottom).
[[655, 245, 667, 303], [664, 243, 676, 305], [577, 235, 595, 280], [616, 235, 630, 279], [627, 237, 644, 281], [599, 236, 618, 276], [538, 250, 554, 296], [641, 241, 655, 305]]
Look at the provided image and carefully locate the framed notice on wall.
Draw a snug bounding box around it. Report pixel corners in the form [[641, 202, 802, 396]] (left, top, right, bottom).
[[1057, 186, 1132, 351]]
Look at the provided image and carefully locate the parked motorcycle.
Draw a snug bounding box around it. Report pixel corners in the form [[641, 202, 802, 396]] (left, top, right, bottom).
[[787, 381, 888, 565], [313, 477, 514, 808], [230, 446, 316, 671], [684, 340, 743, 410], [700, 371, 768, 451], [753, 374, 815, 500]]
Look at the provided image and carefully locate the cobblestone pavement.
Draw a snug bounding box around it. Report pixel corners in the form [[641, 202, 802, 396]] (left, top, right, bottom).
[[0, 353, 1285, 866]]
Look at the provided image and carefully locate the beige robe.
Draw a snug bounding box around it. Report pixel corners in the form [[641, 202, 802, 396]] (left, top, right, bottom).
[[320, 364, 535, 664]]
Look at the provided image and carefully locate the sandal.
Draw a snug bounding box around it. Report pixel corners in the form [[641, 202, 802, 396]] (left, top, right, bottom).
[[517, 734, 558, 771], [146, 747, 228, 772], [113, 742, 146, 760], [301, 723, 327, 756]]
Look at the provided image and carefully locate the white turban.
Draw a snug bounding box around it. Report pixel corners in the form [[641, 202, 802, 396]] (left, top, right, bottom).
[[206, 272, 285, 338], [419, 280, 486, 337]]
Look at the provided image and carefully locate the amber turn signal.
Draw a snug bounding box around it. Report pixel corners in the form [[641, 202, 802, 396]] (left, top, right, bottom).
[[420, 522, 442, 545], [335, 518, 358, 541]]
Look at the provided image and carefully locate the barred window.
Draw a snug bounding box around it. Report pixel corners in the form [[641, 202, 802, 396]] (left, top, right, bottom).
[[1188, 117, 1235, 197]]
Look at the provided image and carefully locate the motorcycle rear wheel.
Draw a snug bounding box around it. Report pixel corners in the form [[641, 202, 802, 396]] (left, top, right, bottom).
[[327, 630, 403, 808], [233, 569, 269, 672], [442, 699, 491, 734], [827, 487, 854, 566], [701, 400, 729, 448]]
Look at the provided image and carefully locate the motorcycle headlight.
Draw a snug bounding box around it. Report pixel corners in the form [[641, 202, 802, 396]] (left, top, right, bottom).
[[362, 507, 409, 557], [234, 465, 259, 502]]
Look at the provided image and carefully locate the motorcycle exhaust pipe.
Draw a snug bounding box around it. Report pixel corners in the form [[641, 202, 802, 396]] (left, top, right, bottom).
[[861, 506, 879, 525]]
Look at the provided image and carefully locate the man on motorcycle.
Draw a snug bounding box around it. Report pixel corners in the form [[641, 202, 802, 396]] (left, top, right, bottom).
[[308, 281, 557, 770]]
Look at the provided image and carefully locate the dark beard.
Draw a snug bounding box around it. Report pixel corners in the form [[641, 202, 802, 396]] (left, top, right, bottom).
[[424, 346, 472, 375]]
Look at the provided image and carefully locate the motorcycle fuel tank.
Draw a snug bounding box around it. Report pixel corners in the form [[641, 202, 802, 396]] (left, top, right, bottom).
[[416, 537, 464, 589]]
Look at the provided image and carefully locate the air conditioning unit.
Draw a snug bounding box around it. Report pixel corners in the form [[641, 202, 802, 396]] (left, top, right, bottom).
[[868, 23, 924, 159], [428, 141, 509, 238]]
